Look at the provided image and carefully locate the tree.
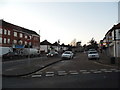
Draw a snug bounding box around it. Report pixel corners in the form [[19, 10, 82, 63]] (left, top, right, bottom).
[[87, 38, 98, 50]]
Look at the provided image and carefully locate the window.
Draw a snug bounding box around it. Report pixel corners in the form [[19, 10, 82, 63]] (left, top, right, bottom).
[[13, 40, 17, 44], [4, 29, 7, 35], [19, 40, 23, 45], [29, 42, 31, 45], [8, 38, 10, 44], [25, 35, 27, 39], [25, 41, 27, 45], [0, 37, 2, 44], [20, 33, 23, 38], [0, 28, 2, 34], [8, 30, 10, 35], [14, 32, 17, 37], [29, 36, 32, 39], [4, 38, 6, 44]]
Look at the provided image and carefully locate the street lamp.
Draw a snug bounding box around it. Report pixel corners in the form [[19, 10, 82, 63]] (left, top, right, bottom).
[[27, 36, 31, 66]]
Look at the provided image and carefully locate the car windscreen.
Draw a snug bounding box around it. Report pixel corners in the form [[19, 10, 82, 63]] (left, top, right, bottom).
[[64, 52, 71, 54], [89, 52, 97, 54]]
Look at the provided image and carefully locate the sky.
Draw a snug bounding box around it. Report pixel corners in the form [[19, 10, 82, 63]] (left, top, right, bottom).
[[0, 0, 119, 45]]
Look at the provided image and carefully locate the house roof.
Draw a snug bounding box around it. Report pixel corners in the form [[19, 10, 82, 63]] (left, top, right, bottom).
[[0, 19, 39, 36], [40, 40, 52, 45], [52, 42, 59, 46], [104, 23, 120, 38]]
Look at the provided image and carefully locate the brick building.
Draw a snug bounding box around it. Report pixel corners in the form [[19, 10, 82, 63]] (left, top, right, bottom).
[[0, 19, 40, 56]]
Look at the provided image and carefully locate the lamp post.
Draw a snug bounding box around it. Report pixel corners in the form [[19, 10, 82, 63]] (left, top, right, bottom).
[[27, 36, 31, 66]]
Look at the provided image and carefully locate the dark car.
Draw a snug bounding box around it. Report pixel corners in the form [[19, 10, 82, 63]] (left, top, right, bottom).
[[3, 52, 19, 59], [46, 51, 58, 57]]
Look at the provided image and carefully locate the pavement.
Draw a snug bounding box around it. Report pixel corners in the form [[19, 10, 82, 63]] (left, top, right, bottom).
[[2, 52, 120, 77], [2, 55, 62, 77], [96, 51, 120, 69]]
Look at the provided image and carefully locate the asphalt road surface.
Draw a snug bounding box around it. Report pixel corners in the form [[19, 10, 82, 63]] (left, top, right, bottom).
[[2, 53, 120, 88]]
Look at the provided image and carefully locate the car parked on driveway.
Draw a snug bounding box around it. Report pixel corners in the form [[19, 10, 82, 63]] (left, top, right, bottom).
[[88, 51, 99, 60], [61, 51, 74, 60]]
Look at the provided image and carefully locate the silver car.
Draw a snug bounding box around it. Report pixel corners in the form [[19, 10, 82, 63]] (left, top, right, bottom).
[[88, 51, 99, 60], [61, 51, 74, 60]]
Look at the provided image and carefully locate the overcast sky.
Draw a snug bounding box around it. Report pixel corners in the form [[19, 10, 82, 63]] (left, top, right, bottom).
[[0, 0, 119, 45]]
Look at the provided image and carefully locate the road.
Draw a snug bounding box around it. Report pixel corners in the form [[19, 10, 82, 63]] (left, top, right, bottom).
[[2, 53, 120, 88]]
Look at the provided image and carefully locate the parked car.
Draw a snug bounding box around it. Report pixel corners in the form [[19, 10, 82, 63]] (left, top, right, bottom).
[[46, 51, 58, 57], [3, 52, 19, 59], [87, 49, 97, 54], [61, 51, 74, 60], [88, 51, 99, 60]]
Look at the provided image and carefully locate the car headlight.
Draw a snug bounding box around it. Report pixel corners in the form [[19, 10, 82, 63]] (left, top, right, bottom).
[[51, 54, 53, 56]]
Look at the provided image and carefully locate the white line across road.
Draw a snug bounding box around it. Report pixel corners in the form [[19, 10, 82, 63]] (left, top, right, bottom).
[[82, 72, 91, 74], [93, 71, 102, 73], [104, 70, 113, 73], [79, 70, 87, 72], [58, 71, 67, 76], [45, 74, 54, 77], [69, 70, 79, 75], [30, 68, 120, 78], [31, 74, 42, 78]]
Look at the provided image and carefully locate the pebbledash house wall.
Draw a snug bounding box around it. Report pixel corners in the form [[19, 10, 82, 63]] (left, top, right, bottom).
[[0, 19, 40, 56], [104, 24, 120, 58]]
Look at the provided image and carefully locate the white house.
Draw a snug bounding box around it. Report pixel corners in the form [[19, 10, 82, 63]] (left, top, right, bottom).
[[40, 40, 52, 53], [103, 23, 120, 58]]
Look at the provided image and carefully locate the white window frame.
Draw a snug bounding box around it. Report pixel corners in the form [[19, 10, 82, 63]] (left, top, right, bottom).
[[13, 40, 17, 44], [20, 33, 23, 38], [8, 30, 10, 35], [4, 38, 6, 44], [25, 35, 27, 39], [29, 36, 32, 39], [14, 32, 17, 37], [8, 38, 10, 44], [0, 37, 2, 44], [4, 29, 7, 35], [0, 28, 2, 34], [25, 41, 27, 45]]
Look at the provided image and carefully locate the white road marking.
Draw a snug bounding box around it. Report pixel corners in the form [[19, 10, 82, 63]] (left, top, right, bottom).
[[69, 71, 79, 75], [82, 72, 91, 74], [93, 71, 102, 73], [80, 70, 87, 72], [58, 71, 66, 73], [34, 72, 42, 74], [104, 70, 112, 73], [58, 71, 67, 75], [45, 74, 54, 77], [100, 69, 107, 71], [90, 70, 98, 72], [46, 72, 54, 74], [32, 74, 42, 78]]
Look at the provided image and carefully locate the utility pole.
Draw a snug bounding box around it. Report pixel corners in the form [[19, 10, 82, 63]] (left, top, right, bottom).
[[39, 30, 41, 55]]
